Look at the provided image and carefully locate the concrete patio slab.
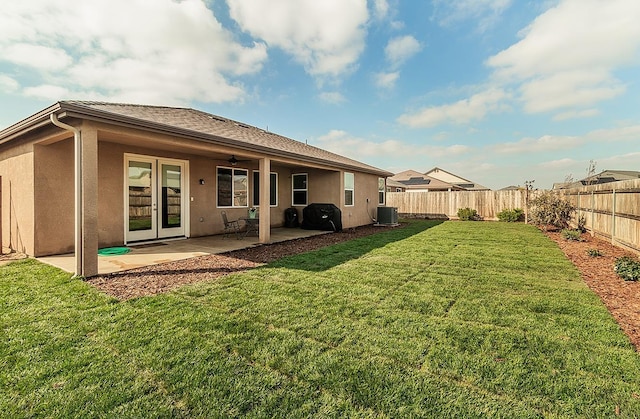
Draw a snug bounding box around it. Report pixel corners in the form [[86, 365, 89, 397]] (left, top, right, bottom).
[[38, 228, 329, 276]]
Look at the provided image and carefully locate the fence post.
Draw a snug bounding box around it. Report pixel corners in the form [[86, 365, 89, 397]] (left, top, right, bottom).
[[576, 191, 580, 228], [611, 188, 616, 245], [591, 191, 595, 235]]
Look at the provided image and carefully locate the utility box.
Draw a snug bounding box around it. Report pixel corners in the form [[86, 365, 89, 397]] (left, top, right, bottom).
[[377, 206, 398, 225]]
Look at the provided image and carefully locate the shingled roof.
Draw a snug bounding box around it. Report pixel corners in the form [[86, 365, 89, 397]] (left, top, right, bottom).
[[390, 170, 465, 191], [0, 101, 392, 177]]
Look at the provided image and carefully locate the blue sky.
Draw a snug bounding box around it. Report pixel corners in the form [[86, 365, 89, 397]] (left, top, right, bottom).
[[1, 0, 639, 189]]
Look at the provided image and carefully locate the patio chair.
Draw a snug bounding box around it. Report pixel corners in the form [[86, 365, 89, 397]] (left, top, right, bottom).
[[221, 211, 242, 239]]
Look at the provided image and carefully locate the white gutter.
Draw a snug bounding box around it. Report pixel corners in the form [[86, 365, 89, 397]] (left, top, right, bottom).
[[50, 114, 82, 277]]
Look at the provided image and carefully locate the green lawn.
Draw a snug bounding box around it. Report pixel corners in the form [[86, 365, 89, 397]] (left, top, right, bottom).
[[2, 220, 639, 417]]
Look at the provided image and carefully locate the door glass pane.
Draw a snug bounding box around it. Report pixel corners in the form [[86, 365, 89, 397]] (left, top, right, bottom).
[[269, 173, 277, 206], [253, 172, 278, 206], [162, 164, 181, 229], [128, 161, 153, 231]]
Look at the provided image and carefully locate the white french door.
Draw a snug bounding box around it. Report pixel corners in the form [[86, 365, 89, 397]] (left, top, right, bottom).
[[125, 155, 188, 243]]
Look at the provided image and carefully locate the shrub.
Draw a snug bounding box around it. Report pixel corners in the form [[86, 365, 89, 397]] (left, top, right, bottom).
[[577, 215, 587, 233], [497, 208, 524, 222], [561, 229, 583, 241], [614, 256, 640, 281], [587, 249, 602, 257], [529, 191, 575, 230], [457, 207, 478, 221]]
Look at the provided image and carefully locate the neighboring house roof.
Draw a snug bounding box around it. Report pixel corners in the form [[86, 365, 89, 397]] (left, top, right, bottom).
[[391, 168, 488, 191], [389, 170, 465, 191], [385, 179, 406, 189], [499, 185, 522, 191], [423, 167, 491, 191], [0, 101, 392, 177], [390, 169, 427, 182], [556, 170, 640, 189]]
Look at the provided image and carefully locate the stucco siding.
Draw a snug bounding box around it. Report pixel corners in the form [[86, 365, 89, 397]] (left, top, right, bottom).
[[33, 140, 75, 256], [0, 143, 36, 254]]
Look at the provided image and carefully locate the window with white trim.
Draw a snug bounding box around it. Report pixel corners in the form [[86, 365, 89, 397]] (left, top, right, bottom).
[[378, 177, 385, 205], [253, 171, 278, 206], [292, 173, 308, 206], [344, 172, 354, 206], [217, 167, 248, 207]]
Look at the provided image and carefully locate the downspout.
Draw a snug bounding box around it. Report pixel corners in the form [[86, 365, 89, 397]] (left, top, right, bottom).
[[50, 113, 82, 277]]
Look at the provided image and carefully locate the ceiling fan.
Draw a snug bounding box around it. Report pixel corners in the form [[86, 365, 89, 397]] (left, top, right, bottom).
[[227, 155, 251, 166]]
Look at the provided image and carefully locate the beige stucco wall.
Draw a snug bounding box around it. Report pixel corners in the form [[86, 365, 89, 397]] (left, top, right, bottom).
[[359, 171, 384, 227], [33, 139, 75, 256], [341, 171, 382, 228], [286, 168, 383, 229], [2, 121, 388, 256], [94, 143, 313, 246], [0, 142, 36, 254]]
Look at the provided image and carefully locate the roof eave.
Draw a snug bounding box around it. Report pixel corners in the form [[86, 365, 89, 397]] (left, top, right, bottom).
[[0, 102, 64, 145], [2, 101, 392, 177], [61, 104, 393, 177]]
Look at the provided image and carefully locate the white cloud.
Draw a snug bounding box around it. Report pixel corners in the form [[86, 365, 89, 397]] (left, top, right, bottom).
[[384, 35, 421, 69], [410, 0, 640, 128], [432, 0, 512, 32], [0, 0, 267, 105], [597, 151, 640, 169], [315, 129, 471, 161], [493, 124, 640, 154], [520, 70, 625, 114], [487, 0, 640, 116], [397, 87, 509, 128], [585, 125, 640, 143], [227, 0, 368, 79], [493, 135, 582, 154], [553, 109, 600, 121], [372, 0, 390, 20], [0, 74, 19, 93], [374, 71, 399, 89], [24, 84, 70, 100], [539, 158, 576, 169], [4, 44, 73, 71], [318, 91, 347, 104]]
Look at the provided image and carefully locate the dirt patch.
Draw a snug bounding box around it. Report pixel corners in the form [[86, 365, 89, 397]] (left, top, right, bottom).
[[544, 230, 640, 351], [0, 250, 27, 266]]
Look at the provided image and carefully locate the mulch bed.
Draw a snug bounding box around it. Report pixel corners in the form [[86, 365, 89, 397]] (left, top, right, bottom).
[[544, 230, 640, 350], [86, 225, 398, 300]]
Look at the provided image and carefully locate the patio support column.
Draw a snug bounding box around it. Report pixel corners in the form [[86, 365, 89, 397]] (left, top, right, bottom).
[[80, 124, 99, 277], [259, 157, 271, 243]]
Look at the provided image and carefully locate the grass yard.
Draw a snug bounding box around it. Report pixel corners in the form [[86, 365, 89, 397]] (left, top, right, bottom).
[[2, 220, 640, 417]]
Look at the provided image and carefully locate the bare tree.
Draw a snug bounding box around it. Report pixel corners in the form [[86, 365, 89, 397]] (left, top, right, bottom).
[[585, 160, 597, 185]]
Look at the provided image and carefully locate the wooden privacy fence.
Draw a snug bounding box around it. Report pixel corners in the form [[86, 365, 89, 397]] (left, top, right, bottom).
[[386, 189, 533, 220], [386, 180, 640, 254], [555, 179, 640, 254]]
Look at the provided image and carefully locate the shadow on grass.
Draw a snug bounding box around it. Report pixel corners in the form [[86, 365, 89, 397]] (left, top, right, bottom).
[[260, 220, 443, 272], [86, 221, 442, 300]]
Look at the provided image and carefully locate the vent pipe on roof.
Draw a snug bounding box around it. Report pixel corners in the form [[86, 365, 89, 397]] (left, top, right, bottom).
[[50, 113, 82, 277]]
